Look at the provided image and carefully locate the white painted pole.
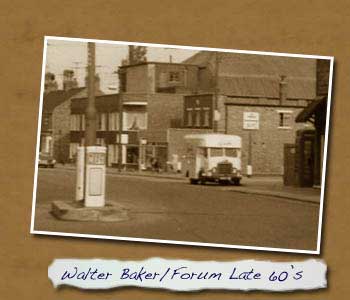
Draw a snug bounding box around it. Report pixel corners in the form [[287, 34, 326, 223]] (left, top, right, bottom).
[[75, 146, 85, 201]]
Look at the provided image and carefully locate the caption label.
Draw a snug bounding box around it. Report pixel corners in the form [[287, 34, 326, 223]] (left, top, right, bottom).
[[48, 258, 327, 292]]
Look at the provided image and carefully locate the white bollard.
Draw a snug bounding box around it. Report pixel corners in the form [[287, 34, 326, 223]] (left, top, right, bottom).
[[247, 165, 253, 177]]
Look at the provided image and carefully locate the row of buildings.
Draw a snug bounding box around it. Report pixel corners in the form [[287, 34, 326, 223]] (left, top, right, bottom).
[[40, 50, 330, 184]]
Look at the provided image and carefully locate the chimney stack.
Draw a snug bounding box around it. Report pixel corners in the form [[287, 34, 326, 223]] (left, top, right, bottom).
[[63, 69, 78, 91], [44, 72, 58, 94], [279, 75, 287, 104]]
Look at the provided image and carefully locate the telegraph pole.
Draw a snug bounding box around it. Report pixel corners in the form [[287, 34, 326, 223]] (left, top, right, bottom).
[[117, 66, 124, 171], [83, 42, 106, 207], [213, 51, 219, 132], [85, 42, 96, 146]]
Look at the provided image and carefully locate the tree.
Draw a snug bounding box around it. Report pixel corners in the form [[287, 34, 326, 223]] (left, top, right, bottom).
[[128, 45, 147, 65]]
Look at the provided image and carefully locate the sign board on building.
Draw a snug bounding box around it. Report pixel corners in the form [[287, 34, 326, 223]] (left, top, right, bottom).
[[243, 112, 260, 130]]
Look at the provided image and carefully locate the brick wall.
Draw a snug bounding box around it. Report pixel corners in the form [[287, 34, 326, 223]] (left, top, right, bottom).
[[52, 89, 86, 163], [52, 100, 71, 163], [126, 64, 150, 93], [224, 104, 308, 175], [146, 94, 185, 143]]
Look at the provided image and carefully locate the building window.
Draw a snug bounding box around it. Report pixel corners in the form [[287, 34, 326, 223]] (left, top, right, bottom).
[[186, 108, 193, 127], [123, 112, 147, 130], [108, 112, 119, 131], [97, 113, 107, 131], [194, 108, 201, 127], [169, 71, 180, 82], [203, 107, 210, 127], [81, 114, 85, 131], [70, 114, 80, 131], [126, 146, 139, 164], [108, 144, 119, 164], [278, 111, 292, 129]]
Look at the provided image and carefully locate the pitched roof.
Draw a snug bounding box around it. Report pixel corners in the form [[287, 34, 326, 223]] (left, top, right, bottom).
[[183, 52, 316, 100], [43, 88, 85, 112]]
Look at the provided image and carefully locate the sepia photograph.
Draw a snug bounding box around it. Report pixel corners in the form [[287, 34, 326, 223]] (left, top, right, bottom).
[[31, 36, 333, 254]]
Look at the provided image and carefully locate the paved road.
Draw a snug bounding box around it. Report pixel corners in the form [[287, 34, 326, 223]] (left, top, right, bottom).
[[33, 168, 320, 251]]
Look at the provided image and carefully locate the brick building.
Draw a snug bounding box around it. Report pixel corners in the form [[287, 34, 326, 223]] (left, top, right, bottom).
[[63, 54, 317, 175], [167, 52, 316, 175], [69, 93, 147, 168], [116, 61, 200, 169], [40, 87, 85, 159], [40, 70, 103, 163], [66, 62, 195, 169]]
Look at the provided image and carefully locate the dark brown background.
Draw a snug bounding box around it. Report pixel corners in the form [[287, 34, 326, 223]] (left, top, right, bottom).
[[1, 0, 349, 299]]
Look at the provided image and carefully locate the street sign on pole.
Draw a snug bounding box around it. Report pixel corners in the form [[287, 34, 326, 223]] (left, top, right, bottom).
[[243, 112, 259, 130], [243, 112, 259, 177]]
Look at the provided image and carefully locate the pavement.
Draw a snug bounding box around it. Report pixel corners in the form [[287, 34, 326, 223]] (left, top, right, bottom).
[[56, 164, 321, 204]]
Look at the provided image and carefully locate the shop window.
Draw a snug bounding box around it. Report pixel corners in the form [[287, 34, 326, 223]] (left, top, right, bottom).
[[186, 108, 193, 127], [203, 108, 210, 127], [108, 144, 118, 164], [126, 147, 139, 164], [194, 109, 201, 127]]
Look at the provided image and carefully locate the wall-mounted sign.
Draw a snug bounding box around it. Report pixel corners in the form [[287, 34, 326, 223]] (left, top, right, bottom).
[[243, 112, 260, 130]]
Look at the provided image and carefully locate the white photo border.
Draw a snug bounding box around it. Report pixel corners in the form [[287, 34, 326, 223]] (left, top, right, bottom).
[[30, 36, 335, 255]]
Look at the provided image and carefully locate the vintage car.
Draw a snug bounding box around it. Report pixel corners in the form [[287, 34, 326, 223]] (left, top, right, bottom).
[[38, 152, 56, 168]]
